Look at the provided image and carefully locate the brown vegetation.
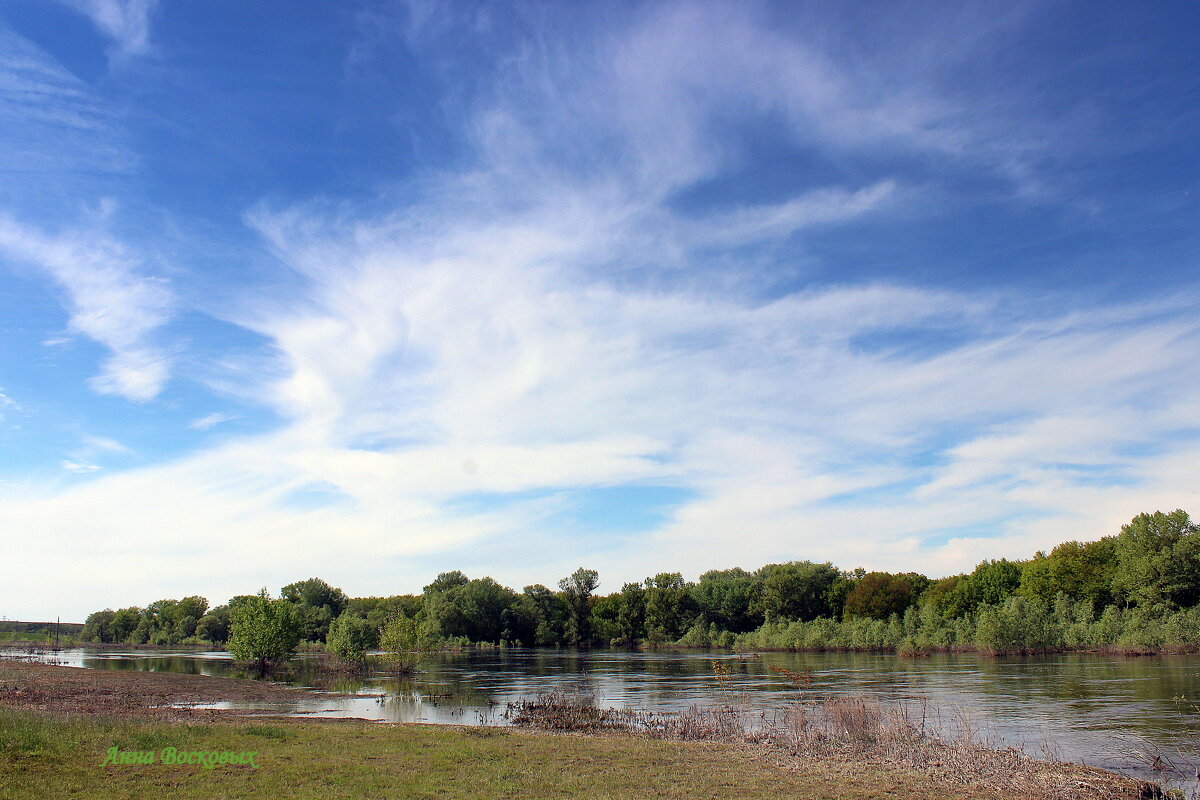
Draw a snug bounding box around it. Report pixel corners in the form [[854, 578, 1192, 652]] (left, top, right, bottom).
[[0, 658, 351, 721]]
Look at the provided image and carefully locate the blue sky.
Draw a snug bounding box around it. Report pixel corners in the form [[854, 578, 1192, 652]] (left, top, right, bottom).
[[1, 0, 1198, 621]]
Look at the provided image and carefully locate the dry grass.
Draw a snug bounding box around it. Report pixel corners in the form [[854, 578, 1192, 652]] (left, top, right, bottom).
[[505, 690, 1170, 800]]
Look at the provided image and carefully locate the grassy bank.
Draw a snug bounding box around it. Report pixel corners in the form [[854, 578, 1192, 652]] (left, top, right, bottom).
[[0, 659, 1169, 799], [0, 709, 1132, 800]]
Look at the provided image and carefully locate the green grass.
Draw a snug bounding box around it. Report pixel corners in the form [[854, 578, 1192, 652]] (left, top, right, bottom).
[[0, 709, 1032, 800]]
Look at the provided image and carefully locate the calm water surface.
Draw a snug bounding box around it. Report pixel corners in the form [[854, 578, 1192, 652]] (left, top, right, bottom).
[[27, 647, 1200, 789]]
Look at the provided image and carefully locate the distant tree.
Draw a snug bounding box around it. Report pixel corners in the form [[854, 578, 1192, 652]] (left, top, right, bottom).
[[644, 572, 692, 642], [842, 572, 930, 620], [422, 576, 520, 643], [1018, 538, 1118, 607], [500, 593, 541, 646], [523, 584, 569, 646], [424, 571, 470, 594], [195, 605, 232, 644], [824, 569, 863, 622], [281, 578, 348, 642], [1112, 510, 1200, 611], [967, 560, 1023, 608], [588, 593, 622, 644], [455, 578, 519, 643], [110, 607, 141, 643], [691, 568, 761, 633], [919, 575, 970, 618], [558, 568, 600, 646], [82, 609, 116, 643], [227, 591, 303, 672], [346, 595, 422, 633], [754, 562, 840, 622], [614, 582, 647, 645]]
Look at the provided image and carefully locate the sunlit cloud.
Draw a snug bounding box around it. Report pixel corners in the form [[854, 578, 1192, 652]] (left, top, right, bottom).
[[0, 0, 1196, 619]]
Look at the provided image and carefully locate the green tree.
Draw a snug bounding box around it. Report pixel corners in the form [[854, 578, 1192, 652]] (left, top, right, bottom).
[[614, 581, 646, 645], [227, 592, 303, 672], [1018, 538, 1117, 606], [379, 612, 438, 671], [692, 568, 761, 633], [1112, 510, 1200, 611], [754, 561, 840, 622], [967, 560, 1023, 608], [110, 607, 142, 643], [281, 578, 349, 642], [523, 584, 569, 646], [327, 614, 378, 664], [500, 593, 541, 646], [423, 576, 520, 643], [588, 594, 622, 644], [195, 605, 232, 644], [558, 567, 599, 646], [424, 571, 470, 594], [644, 572, 692, 642], [843, 572, 931, 620], [920, 575, 970, 618], [82, 609, 116, 642]]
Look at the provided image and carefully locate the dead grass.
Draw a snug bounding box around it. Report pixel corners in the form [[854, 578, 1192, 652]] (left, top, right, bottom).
[[505, 691, 1169, 800]]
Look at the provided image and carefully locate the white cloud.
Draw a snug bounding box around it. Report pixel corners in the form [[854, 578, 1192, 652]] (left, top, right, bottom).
[[55, 0, 158, 59], [60, 459, 101, 474], [2, 1, 1198, 619], [0, 215, 174, 401], [0, 28, 133, 178], [81, 435, 129, 454], [188, 412, 236, 432]]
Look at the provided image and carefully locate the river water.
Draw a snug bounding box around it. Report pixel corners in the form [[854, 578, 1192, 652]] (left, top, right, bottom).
[[25, 646, 1200, 790]]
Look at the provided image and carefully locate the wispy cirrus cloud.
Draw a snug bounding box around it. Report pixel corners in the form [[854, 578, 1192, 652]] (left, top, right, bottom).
[[0, 27, 133, 181], [188, 412, 236, 432], [1, 0, 1198, 620], [0, 214, 174, 401], [54, 0, 158, 60]]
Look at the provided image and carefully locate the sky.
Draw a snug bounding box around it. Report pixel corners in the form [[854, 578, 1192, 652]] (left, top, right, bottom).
[[1, 0, 1198, 622]]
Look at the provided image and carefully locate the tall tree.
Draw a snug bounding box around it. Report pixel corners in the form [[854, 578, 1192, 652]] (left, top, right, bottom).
[[1112, 510, 1200, 611], [754, 562, 840, 621], [692, 568, 762, 633], [281, 578, 349, 642], [842, 572, 930, 620], [1019, 538, 1117, 606], [644, 572, 692, 642], [558, 567, 599, 646]]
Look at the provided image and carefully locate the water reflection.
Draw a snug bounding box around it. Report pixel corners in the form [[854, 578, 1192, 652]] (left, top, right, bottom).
[[23, 647, 1200, 788]]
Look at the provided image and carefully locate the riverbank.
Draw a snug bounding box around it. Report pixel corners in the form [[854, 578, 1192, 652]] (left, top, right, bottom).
[[0, 659, 1170, 799]]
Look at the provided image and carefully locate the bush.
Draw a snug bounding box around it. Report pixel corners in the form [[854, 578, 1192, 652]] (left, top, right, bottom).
[[327, 614, 378, 664], [226, 593, 303, 671]]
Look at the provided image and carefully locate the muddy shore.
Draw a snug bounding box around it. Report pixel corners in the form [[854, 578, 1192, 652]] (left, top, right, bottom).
[[0, 658, 352, 721]]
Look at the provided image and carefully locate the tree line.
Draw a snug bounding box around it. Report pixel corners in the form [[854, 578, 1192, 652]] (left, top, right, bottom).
[[82, 509, 1200, 659]]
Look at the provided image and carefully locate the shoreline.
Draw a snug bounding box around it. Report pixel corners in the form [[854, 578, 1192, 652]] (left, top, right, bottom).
[[0, 659, 1172, 799]]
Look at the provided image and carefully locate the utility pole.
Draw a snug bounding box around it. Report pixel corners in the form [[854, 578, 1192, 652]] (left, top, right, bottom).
[[55, 616, 60, 649]]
